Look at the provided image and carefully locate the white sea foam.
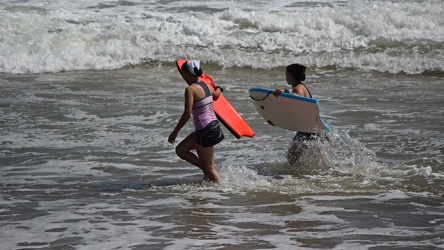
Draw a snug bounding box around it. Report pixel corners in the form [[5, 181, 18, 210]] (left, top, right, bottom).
[[0, 0, 442, 74], [1, 33, 443, 249]]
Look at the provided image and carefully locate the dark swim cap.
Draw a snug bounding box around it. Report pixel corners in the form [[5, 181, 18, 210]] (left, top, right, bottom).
[[286, 64, 306, 81]]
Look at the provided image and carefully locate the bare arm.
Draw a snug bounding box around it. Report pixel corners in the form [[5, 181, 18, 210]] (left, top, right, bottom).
[[168, 87, 194, 143], [212, 86, 222, 100]]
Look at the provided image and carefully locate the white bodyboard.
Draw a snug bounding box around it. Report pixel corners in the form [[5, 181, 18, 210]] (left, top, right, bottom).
[[249, 88, 330, 133]]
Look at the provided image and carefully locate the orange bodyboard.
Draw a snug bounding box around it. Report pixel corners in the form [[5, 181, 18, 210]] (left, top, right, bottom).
[[176, 60, 255, 139]]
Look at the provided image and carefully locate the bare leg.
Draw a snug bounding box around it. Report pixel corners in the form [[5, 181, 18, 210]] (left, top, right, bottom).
[[175, 132, 209, 179], [196, 144, 220, 183]]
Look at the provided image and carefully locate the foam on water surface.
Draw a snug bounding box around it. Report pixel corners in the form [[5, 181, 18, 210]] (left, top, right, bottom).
[[0, 0, 443, 74]]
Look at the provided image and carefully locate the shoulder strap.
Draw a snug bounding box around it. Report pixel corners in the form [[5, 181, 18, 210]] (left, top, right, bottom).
[[195, 81, 211, 97], [296, 83, 312, 98]]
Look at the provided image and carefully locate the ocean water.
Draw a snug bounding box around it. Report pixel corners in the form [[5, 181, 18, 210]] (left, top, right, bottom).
[[1, 0, 443, 249]]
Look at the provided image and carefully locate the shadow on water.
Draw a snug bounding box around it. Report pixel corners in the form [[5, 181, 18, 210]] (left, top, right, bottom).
[[94, 176, 216, 194]]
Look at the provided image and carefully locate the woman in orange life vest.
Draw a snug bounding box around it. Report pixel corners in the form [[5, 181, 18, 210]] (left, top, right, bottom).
[[168, 60, 224, 182], [273, 64, 329, 167]]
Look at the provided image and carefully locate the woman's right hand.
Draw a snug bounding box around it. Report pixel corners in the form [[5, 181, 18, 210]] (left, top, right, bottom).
[[168, 131, 178, 144]]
